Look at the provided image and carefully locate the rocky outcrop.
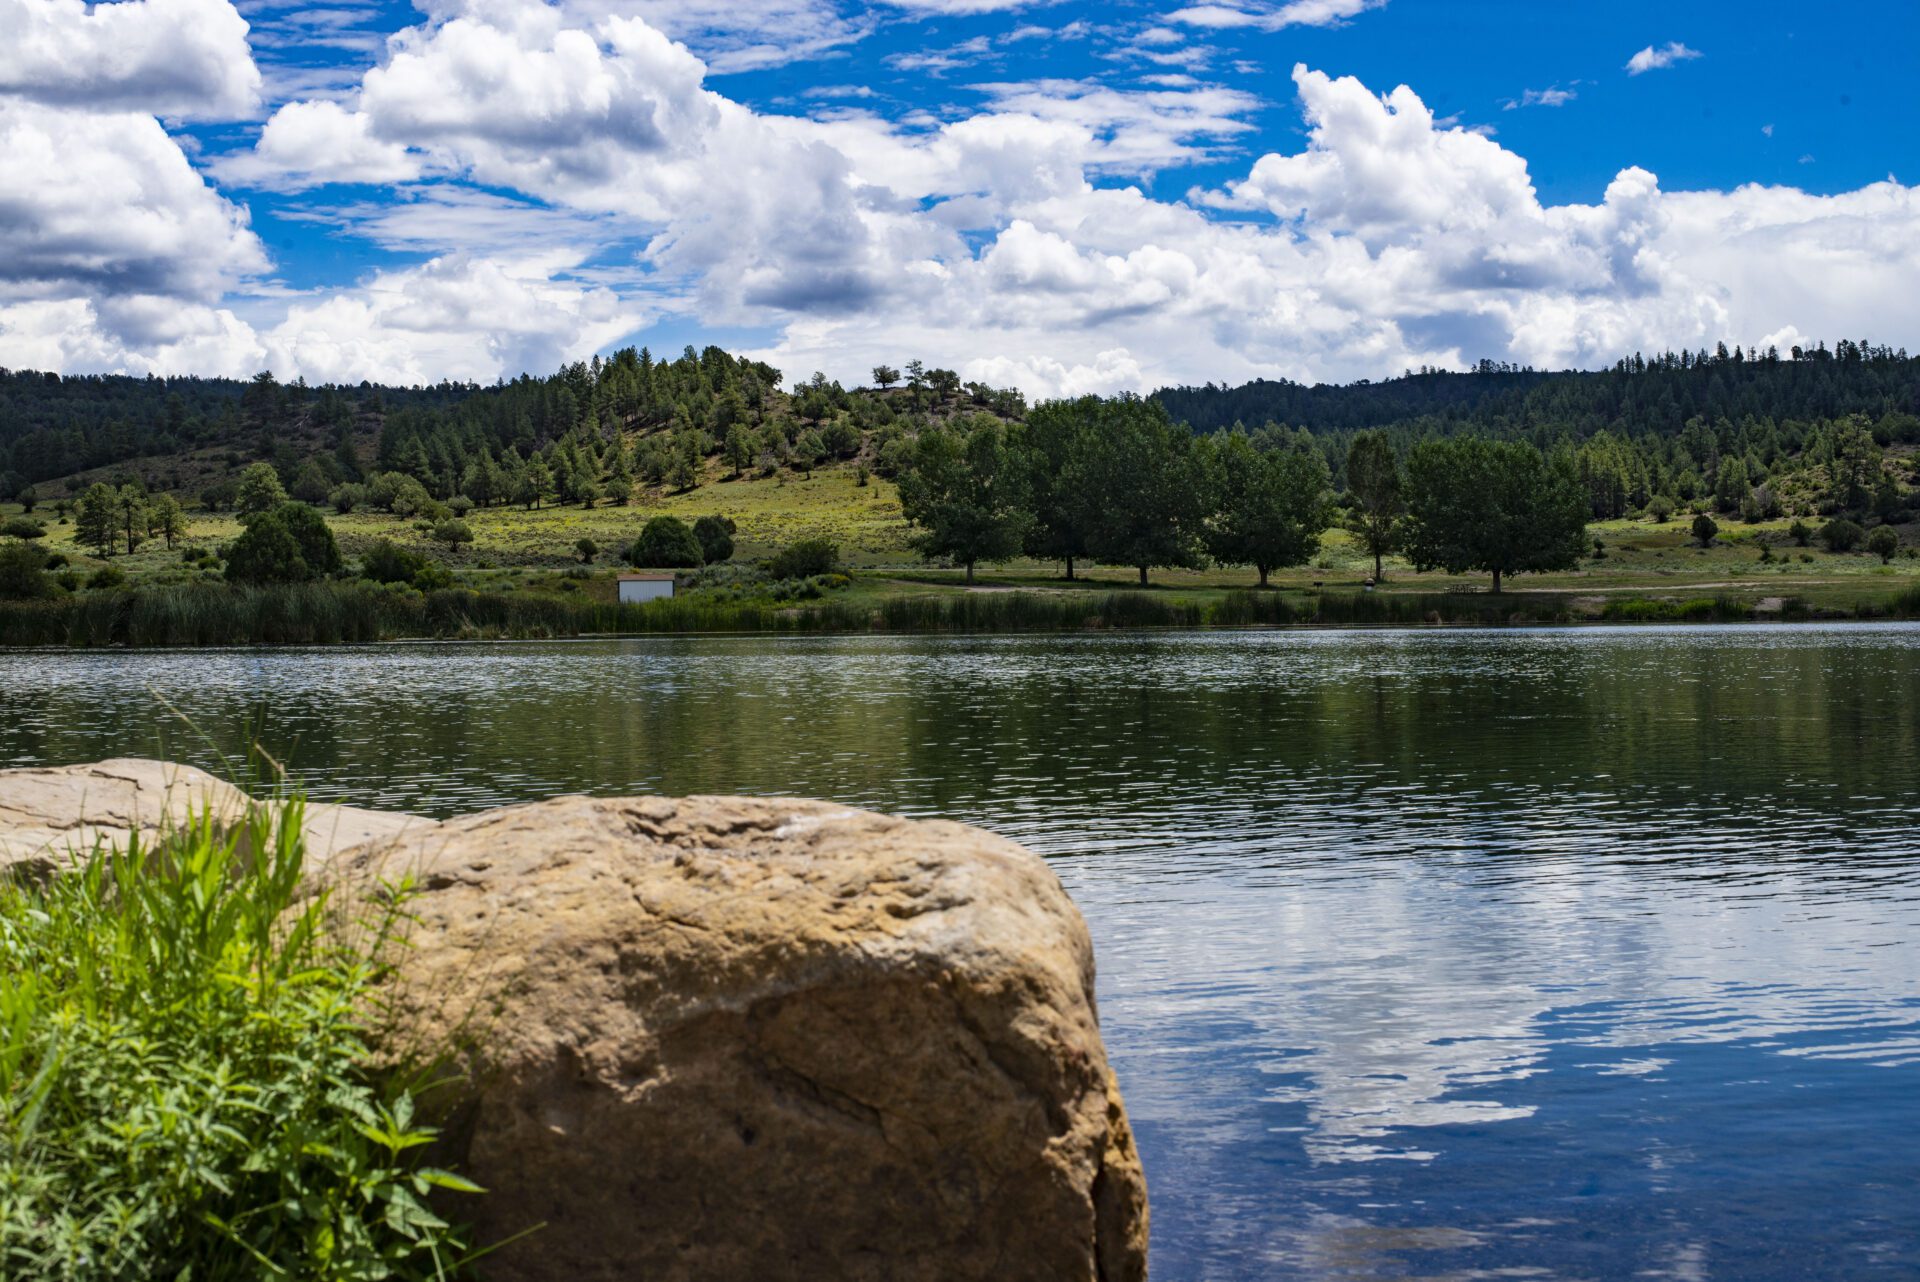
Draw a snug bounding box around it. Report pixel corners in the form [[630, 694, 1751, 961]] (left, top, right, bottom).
[[0, 762, 1149, 1282], [0, 757, 430, 881], [339, 794, 1148, 1282]]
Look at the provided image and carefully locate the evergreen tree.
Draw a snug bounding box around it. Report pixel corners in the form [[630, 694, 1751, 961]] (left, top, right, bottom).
[[75, 483, 118, 557], [149, 494, 187, 549], [235, 462, 287, 517]]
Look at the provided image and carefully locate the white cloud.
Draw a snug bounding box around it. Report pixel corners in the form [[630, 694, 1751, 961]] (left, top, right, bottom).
[[260, 253, 644, 385], [0, 297, 264, 377], [218, 98, 424, 189], [0, 0, 260, 119], [0, 254, 642, 383], [1505, 86, 1575, 110], [1166, 0, 1385, 32], [0, 101, 267, 305], [22, 0, 1920, 399], [1626, 41, 1702, 75]]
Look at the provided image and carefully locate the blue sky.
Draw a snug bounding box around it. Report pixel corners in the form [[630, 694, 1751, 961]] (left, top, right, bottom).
[[3, 0, 1917, 392]]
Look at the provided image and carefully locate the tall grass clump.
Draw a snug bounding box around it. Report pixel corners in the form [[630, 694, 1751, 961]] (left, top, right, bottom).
[[0, 803, 478, 1280], [1600, 595, 1750, 623]]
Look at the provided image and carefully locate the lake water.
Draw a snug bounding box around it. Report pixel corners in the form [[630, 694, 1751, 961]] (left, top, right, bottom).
[[4, 625, 1918, 1281]]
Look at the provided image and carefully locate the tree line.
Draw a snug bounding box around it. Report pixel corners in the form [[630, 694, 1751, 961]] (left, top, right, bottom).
[[897, 396, 1591, 590]]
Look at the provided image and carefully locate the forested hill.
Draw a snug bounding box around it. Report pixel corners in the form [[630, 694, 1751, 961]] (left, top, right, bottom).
[[0, 347, 1019, 503], [1153, 341, 1920, 444]]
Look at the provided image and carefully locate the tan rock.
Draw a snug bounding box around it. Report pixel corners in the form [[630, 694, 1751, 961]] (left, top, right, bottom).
[[334, 794, 1148, 1282], [0, 757, 432, 881]]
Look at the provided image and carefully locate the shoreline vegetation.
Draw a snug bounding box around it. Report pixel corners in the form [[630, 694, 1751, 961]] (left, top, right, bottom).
[[4, 339, 1917, 647], [3, 578, 1918, 648], [0, 801, 481, 1277]]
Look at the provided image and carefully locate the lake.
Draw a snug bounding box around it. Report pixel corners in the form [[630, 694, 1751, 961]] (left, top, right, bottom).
[[3, 625, 1917, 1280]]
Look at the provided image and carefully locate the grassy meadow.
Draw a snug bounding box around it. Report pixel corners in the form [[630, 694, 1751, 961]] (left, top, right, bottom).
[[4, 455, 1919, 645]]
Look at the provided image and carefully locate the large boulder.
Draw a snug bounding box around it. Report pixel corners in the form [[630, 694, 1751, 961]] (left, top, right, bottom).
[[0, 757, 429, 881], [333, 794, 1148, 1282]]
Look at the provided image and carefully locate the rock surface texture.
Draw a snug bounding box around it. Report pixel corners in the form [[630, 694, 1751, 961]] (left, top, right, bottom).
[[0, 763, 1148, 1282], [0, 757, 429, 880]]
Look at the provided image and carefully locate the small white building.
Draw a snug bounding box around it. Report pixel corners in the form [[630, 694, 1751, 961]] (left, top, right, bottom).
[[617, 573, 676, 604]]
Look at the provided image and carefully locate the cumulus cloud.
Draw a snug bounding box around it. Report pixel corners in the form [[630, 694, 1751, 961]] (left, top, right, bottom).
[[1626, 41, 1702, 75], [0, 101, 267, 305], [0, 253, 643, 383], [0, 297, 264, 377], [0, 0, 260, 119], [259, 253, 645, 385], [18, 0, 1920, 398]]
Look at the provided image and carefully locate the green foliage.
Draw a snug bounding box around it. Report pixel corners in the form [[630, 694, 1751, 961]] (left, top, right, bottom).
[[2, 517, 44, 540], [627, 516, 704, 568], [1692, 513, 1718, 545], [1401, 437, 1588, 592], [0, 805, 479, 1279], [1206, 431, 1331, 587], [147, 493, 184, 548], [432, 519, 474, 550], [0, 541, 55, 600], [767, 537, 840, 579], [1868, 524, 1900, 563], [1344, 430, 1403, 579], [84, 565, 125, 591], [1820, 518, 1865, 552], [897, 419, 1031, 582], [332, 483, 368, 514], [75, 483, 118, 558], [235, 461, 289, 517], [574, 537, 598, 564], [1059, 395, 1208, 584], [226, 502, 344, 585], [692, 515, 735, 565], [361, 537, 426, 585], [1646, 495, 1676, 523], [1789, 518, 1813, 546]]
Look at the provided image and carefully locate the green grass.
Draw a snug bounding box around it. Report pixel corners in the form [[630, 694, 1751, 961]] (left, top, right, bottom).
[[7, 473, 1920, 643], [0, 802, 479, 1279]]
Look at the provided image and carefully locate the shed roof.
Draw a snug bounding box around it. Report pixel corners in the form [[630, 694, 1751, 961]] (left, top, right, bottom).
[[618, 573, 677, 581]]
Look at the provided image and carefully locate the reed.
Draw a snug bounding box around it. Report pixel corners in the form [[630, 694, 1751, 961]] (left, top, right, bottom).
[[0, 803, 479, 1278]]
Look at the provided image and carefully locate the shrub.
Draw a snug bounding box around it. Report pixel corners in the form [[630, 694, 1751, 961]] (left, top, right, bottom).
[[575, 537, 598, 564], [2, 516, 45, 540], [362, 537, 427, 584], [1691, 513, 1718, 546], [1646, 495, 1675, 523], [627, 516, 704, 568], [0, 540, 54, 600], [330, 482, 368, 514], [768, 537, 840, 579], [1868, 524, 1901, 564], [0, 804, 478, 1277], [86, 564, 126, 590], [693, 514, 736, 565], [413, 560, 455, 591], [234, 461, 288, 517], [1788, 518, 1813, 546], [432, 519, 474, 550], [227, 503, 344, 584], [1820, 518, 1866, 553], [447, 494, 475, 517]]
